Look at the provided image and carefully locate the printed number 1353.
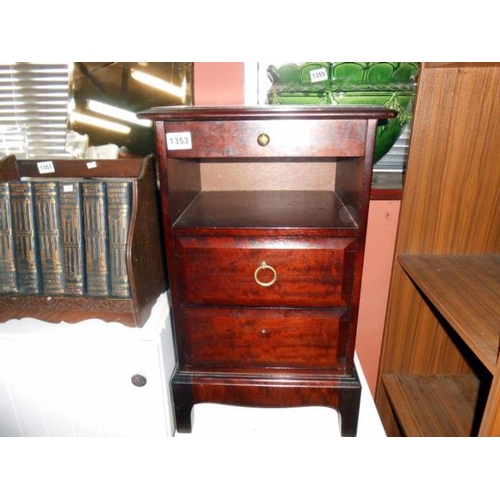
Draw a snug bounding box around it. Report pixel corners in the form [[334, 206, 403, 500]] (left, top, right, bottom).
[[166, 132, 192, 150]]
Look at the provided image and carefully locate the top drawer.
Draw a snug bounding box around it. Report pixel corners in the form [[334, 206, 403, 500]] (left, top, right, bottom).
[[164, 119, 367, 158]]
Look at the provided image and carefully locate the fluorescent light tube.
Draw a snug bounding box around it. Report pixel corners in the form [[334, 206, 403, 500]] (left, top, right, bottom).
[[70, 111, 131, 134], [131, 69, 186, 100], [86, 100, 152, 127]]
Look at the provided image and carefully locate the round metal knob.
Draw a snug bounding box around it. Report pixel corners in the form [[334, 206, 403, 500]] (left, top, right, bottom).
[[131, 374, 147, 387], [257, 133, 270, 147], [254, 261, 278, 287]]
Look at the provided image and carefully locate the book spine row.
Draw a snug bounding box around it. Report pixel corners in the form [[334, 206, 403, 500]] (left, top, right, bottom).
[[0, 179, 131, 298]]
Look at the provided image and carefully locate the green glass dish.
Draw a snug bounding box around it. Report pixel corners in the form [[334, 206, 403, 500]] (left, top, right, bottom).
[[267, 62, 419, 163]]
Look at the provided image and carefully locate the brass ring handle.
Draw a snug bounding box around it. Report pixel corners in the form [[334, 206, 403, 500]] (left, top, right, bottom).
[[257, 133, 270, 147], [254, 261, 277, 287]]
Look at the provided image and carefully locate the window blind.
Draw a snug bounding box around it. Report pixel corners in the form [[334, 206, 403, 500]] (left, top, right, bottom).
[[0, 62, 71, 159], [374, 124, 411, 173]]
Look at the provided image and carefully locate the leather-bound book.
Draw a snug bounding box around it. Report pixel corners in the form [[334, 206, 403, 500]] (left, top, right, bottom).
[[9, 181, 41, 294], [33, 181, 65, 294], [106, 180, 131, 298], [0, 182, 18, 293], [59, 180, 85, 296], [82, 180, 110, 297]]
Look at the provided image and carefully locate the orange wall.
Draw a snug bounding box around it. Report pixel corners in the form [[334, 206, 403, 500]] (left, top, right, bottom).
[[356, 200, 400, 395], [193, 63, 245, 105], [192, 62, 400, 396]]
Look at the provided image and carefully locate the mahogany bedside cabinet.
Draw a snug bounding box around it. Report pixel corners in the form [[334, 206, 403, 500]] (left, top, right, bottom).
[[139, 105, 395, 436]]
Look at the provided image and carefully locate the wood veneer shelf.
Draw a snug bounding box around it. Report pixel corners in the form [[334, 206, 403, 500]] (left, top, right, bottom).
[[399, 254, 500, 374], [173, 190, 358, 232], [382, 374, 480, 437]]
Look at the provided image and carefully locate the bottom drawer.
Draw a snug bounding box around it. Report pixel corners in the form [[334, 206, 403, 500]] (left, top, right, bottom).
[[180, 307, 348, 370]]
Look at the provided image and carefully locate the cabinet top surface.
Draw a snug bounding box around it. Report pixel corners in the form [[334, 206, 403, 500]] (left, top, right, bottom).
[[138, 105, 397, 121]]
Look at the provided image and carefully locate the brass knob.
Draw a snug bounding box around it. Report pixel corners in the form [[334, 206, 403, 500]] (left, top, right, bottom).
[[257, 133, 270, 147], [254, 261, 277, 287]]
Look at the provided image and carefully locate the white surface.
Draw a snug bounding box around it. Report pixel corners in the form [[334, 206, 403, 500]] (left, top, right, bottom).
[[175, 353, 386, 437], [0, 292, 176, 437], [0, 290, 386, 438]]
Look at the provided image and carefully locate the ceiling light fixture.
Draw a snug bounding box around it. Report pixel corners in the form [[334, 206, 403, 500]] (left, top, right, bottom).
[[131, 69, 186, 101], [86, 100, 152, 128], [70, 111, 131, 134]]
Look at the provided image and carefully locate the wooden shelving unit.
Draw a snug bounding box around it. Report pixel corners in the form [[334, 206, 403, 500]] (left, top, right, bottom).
[[375, 63, 500, 437]]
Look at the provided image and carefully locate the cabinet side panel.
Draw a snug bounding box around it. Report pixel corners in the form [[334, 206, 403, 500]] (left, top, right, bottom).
[[480, 374, 500, 436], [128, 157, 167, 324], [396, 64, 500, 255]]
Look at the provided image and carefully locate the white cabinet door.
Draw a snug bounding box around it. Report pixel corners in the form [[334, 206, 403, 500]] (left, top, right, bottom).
[[0, 332, 174, 437]]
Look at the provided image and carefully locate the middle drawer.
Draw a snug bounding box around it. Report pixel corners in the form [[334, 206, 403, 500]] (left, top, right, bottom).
[[174, 236, 356, 308]]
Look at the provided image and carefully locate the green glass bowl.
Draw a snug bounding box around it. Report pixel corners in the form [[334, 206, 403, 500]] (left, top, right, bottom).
[[267, 62, 419, 163]]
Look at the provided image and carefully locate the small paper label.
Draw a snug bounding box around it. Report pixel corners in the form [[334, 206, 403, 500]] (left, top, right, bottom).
[[37, 161, 55, 174], [310, 68, 328, 83], [63, 184, 74, 192], [166, 132, 192, 150], [86, 161, 98, 169]]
